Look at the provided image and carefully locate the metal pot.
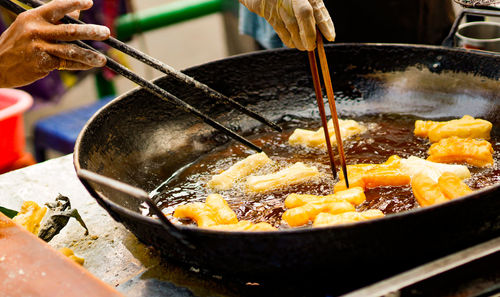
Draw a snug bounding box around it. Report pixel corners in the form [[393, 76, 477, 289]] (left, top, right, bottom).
[[74, 44, 500, 293], [456, 21, 500, 51]]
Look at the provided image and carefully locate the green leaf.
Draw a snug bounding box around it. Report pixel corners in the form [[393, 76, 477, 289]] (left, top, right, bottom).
[[0, 206, 18, 219]]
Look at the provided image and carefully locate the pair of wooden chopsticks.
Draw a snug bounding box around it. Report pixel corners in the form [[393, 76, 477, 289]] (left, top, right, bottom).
[[0, 0, 282, 153], [307, 30, 349, 187]]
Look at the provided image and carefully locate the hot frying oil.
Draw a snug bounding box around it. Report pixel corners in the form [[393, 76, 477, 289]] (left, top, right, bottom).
[[153, 114, 500, 228]]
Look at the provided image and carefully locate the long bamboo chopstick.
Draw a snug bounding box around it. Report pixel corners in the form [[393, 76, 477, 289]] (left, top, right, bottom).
[[0, 0, 262, 152], [16, 0, 282, 133], [315, 31, 350, 188], [307, 51, 338, 179]]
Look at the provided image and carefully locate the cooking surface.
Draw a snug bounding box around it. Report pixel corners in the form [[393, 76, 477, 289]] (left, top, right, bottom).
[[153, 114, 500, 228], [69, 44, 500, 294]]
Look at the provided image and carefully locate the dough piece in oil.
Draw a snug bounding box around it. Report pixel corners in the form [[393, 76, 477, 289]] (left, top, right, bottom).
[[173, 194, 237, 227], [289, 119, 366, 148], [285, 186, 366, 209], [207, 152, 272, 190], [282, 201, 354, 227], [414, 115, 492, 142], [246, 162, 320, 193], [427, 136, 494, 167], [313, 210, 384, 227]]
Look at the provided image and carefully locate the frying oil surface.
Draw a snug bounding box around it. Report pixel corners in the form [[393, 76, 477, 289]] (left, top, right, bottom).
[[153, 114, 500, 228]]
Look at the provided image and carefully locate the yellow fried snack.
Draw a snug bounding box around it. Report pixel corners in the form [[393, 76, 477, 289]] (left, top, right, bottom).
[[282, 201, 354, 227], [411, 173, 449, 207], [334, 164, 375, 191], [173, 202, 218, 227], [414, 115, 492, 142], [173, 194, 237, 227], [289, 119, 366, 148], [437, 172, 472, 199], [12, 201, 48, 235], [399, 156, 471, 182], [246, 162, 320, 193], [427, 136, 494, 167], [313, 210, 385, 227], [362, 168, 411, 189], [334, 156, 410, 192], [205, 194, 238, 224], [207, 152, 272, 190], [208, 220, 277, 231], [284, 187, 366, 209]]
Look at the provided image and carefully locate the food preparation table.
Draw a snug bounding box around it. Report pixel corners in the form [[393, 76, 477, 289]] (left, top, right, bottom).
[[0, 155, 264, 297]]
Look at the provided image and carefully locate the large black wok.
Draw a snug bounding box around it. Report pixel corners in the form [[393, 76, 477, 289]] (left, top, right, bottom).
[[74, 44, 500, 292]]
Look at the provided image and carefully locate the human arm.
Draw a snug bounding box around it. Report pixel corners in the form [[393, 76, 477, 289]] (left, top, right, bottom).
[[0, 0, 110, 88]]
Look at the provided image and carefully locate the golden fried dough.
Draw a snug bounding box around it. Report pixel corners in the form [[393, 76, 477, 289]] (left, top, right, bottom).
[[414, 115, 492, 142], [411, 172, 472, 207], [411, 173, 448, 207], [362, 168, 411, 189], [173, 202, 218, 227], [205, 194, 238, 224], [282, 201, 354, 227], [284, 187, 366, 209], [173, 194, 237, 227], [334, 156, 410, 192], [437, 172, 472, 199], [12, 201, 47, 235], [246, 162, 320, 193], [207, 152, 272, 190], [289, 119, 366, 148], [427, 136, 494, 167], [399, 156, 471, 182], [313, 210, 385, 227]]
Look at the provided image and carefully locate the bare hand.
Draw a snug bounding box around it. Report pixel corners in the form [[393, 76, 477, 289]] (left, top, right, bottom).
[[0, 0, 110, 88]]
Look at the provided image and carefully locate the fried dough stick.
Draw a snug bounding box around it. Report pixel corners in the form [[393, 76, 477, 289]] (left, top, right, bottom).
[[399, 156, 471, 182], [285, 186, 366, 208], [334, 156, 410, 192], [427, 136, 494, 167], [411, 172, 472, 207], [207, 152, 272, 190], [313, 210, 385, 227], [282, 201, 354, 227], [12, 201, 47, 234], [173, 194, 275, 231], [334, 155, 471, 191], [246, 162, 320, 193], [173, 194, 237, 227], [289, 119, 366, 149], [414, 115, 492, 142]]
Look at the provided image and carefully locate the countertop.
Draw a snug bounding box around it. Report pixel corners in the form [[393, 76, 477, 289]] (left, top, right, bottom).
[[2, 155, 498, 297], [0, 155, 261, 297]]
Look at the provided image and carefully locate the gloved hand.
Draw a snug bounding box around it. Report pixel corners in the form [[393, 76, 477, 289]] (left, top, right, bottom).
[[239, 0, 335, 51], [0, 0, 110, 88]]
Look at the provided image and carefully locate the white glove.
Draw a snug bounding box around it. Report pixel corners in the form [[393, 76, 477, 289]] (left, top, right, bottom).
[[240, 0, 335, 51]]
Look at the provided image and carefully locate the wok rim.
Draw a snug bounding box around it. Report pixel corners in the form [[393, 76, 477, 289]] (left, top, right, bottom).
[[73, 42, 500, 238]]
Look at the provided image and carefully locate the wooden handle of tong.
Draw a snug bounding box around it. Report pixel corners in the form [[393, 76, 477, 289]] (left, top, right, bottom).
[[307, 51, 338, 179], [315, 29, 350, 188]]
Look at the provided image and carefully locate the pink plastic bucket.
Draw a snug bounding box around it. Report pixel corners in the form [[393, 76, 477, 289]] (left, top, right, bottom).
[[0, 89, 33, 170]]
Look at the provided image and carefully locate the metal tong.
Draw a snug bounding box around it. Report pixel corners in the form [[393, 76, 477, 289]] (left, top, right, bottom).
[[0, 0, 283, 153], [307, 29, 349, 187]]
